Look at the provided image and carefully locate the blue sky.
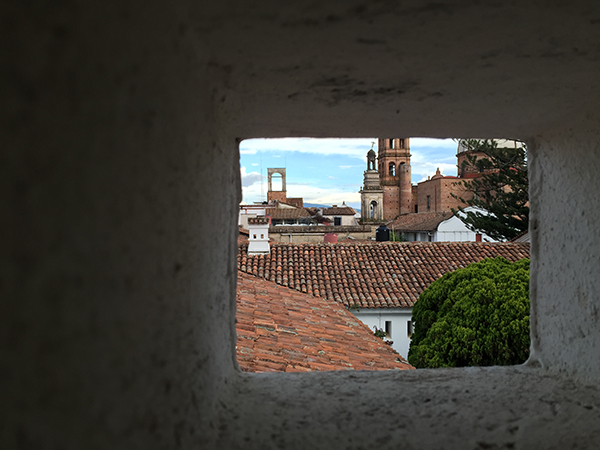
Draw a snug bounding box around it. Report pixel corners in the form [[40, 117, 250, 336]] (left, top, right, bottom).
[[239, 138, 459, 210]]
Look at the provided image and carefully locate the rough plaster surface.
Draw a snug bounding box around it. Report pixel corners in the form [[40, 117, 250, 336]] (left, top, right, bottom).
[[3, 1, 600, 449], [218, 367, 600, 449], [530, 116, 600, 386], [2, 3, 237, 448]]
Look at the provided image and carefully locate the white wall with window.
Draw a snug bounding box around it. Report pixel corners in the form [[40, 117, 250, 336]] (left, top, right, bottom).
[[436, 207, 499, 242], [352, 308, 413, 360]]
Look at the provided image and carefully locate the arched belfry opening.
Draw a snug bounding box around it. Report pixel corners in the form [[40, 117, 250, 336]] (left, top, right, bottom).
[[367, 148, 377, 171], [389, 162, 396, 176], [271, 173, 283, 191]]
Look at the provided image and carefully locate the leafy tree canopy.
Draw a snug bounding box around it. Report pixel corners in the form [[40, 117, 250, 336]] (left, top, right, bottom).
[[408, 257, 530, 368], [452, 139, 528, 241]]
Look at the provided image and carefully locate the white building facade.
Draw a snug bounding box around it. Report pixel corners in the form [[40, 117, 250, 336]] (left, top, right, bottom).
[[352, 308, 413, 360]]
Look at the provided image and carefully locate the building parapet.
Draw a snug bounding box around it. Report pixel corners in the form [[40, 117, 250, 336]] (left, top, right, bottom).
[[270, 225, 370, 234]]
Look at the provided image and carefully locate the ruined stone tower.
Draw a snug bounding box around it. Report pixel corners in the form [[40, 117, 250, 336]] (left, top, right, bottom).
[[377, 138, 412, 219]]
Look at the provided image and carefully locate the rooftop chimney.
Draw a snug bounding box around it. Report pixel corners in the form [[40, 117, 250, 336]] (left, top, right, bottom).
[[247, 217, 270, 254]]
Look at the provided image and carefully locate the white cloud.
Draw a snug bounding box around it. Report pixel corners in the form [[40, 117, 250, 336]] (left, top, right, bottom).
[[283, 183, 361, 206], [241, 178, 361, 208], [251, 163, 259, 166], [414, 162, 459, 182], [240, 166, 263, 188], [339, 165, 362, 169], [311, 191, 361, 206], [328, 176, 338, 179]]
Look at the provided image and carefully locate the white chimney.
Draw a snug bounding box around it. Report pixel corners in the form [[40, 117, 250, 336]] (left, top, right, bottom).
[[247, 216, 270, 254]]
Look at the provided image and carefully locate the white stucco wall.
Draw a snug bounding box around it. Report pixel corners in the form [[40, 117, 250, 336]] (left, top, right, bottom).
[[5, 2, 600, 449], [403, 231, 431, 242], [353, 309, 413, 359], [323, 214, 357, 226], [436, 208, 498, 242], [239, 206, 266, 228]]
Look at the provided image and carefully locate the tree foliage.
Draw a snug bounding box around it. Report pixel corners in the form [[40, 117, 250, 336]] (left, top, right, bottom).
[[452, 139, 528, 241], [408, 257, 530, 368]]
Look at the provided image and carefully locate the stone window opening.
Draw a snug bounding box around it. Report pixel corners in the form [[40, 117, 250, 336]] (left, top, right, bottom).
[[238, 138, 529, 372], [370, 200, 377, 219]]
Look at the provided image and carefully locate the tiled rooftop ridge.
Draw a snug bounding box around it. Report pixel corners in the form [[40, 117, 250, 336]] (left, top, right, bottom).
[[236, 272, 413, 372], [387, 212, 454, 232], [238, 241, 530, 309]]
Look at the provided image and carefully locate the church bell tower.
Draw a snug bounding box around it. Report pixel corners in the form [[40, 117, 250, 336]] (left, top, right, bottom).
[[359, 145, 384, 221], [378, 138, 413, 219]]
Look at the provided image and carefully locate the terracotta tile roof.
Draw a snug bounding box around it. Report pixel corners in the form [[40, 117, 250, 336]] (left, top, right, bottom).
[[322, 206, 356, 215], [236, 272, 413, 372], [266, 207, 312, 220], [387, 212, 453, 232], [238, 241, 530, 309]]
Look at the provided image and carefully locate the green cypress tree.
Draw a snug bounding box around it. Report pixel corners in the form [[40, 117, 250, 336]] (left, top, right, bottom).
[[452, 139, 528, 241]]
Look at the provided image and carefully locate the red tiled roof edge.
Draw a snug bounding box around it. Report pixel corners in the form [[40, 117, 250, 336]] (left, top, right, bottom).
[[238, 241, 530, 309]]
